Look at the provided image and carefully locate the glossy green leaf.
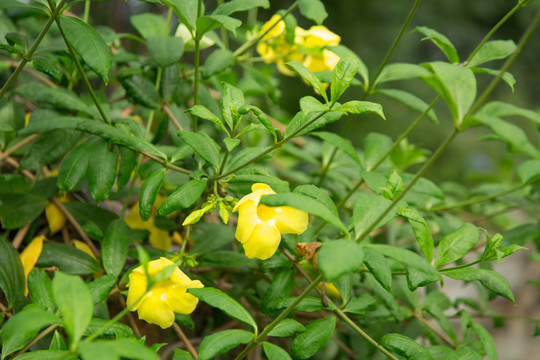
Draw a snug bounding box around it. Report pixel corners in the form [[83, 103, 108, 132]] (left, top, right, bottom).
[[517, 159, 540, 183], [286, 60, 328, 103], [317, 240, 364, 282], [261, 192, 347, 233], [130, 13, 167, 39], [27, 269, 54, 312], [196, 15, 242, 38], [294, 184, 339, 217], [377, 88, 438, 123], [291, 317, 336, 359], [468, 40, 517, 68], [178, 131, 221, 168], [299, 96, 328, 114], [363, 248, 392, 291], [187, 105, 228, 133], [298, 0, 328, 25], [172, 349, 194, 360], [88, 275, 117, 305], [87, 140, 118, 202], [398, 208, 434, 262], [63, 201, 118, 232], [445, 347, 483, 360], [79, 339, 160, 360], [83, 318, 133, 338], [37, 242, 101, 275], [52, 272, 93, 344], [415, 26, 459, 63], [102, 219, 131, 277], [284, 110, 344, 138], [330, 55, 359, 104], [0, 194, 47, 229], [121, 75, 160, 109], [333, 100, 385, 119], [434, 223, 480, 267], [443, 267, 514, 303], [32, 56, 62, 83], [352, 192, 399, 238], [376, 63, 432, 85], [20, 129, 82, 170], [12, 350, 74, 360], [311, 131, 362, 165], [201, 49, 235, 78], [157, 178, 207, 215], [147, 36, 184, 67], [15, 83, 87, 112], [343, 293, 377, 314], [238, 105, 276, 142], [267, 296, 335, 313], [162, 0, 198, 34], [221, 82, 245, 129], [262, 268, 294, 313], [189, 287, 257, 332], [198, 329, 253, 360], [471, 322, 497, 360], [476, 101, 540, 126], [381, 333, 434, 360], [263, 342, 292, 360], [59, 16, 112, 83], [213, 0, 269, 15], [0, 237, 25, 311], [57, 137, 96, 192], [117, 147, 136, 189], [267, 319, 305, 337], [139, 168, 166, 221]]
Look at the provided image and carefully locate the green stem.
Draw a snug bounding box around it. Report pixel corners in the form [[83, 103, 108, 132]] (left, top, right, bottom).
[[217, 0, 229, 49], [438, 260, 482, 272], [233, 2, 299, 57], [0, 0, 67, 101], [217, 110, 330, 179], [192, 0, 204, 132], [356, 128, 459, 242], [233, 274, 323, 360], [83, 0, 90, 23]]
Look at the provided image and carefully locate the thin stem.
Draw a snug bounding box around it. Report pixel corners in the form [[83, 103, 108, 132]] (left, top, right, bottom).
[[217, 0, 229, 49], [83, 0, 91, 23], [192, 0, 204, 132], [233, 273, 323, 360], [413, 311, 456, 348], [438, 260, 482, 272], [0, 0, 67, 101], [173, 323, 199, 359], [218, 110, 330, 179], [356, 128, 459, 242], [366, 0, 423, 94], [53, 5, 111, 125], [0, 134, 40, 164], [16, 324, 59, 356], [233, 2, 299, 57], [162, 104, 184, 131]]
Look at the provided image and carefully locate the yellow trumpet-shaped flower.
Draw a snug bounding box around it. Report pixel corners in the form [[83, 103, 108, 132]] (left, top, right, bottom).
[[233, 183, 308, 260], [126, 257, 203, 329], [299, 25, 341, 49], [20, 235, 45, 295]]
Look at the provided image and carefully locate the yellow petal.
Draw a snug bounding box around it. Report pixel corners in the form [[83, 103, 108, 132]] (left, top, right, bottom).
[[243, 221, 281, 260], [73, 240, 97, 261], [124, 203, 147, 230], [20, 235, 45, 295], [167, 280, 203, 314], [136, 289, 175, 328], [45, 202, 66, 235], [302, 25, 341, 48], [322, 49, 340, 71], [171, 231, 184, 245], [126, 270, 148, 310], [235, 202, 259, 244], [233, 183, 275, 212], [273, 206, 309, 235], [260, 14, 286, 40], [148, 226, 172, 251]]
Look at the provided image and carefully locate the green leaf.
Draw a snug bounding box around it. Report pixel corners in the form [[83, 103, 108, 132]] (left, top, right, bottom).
[[102, 219, 131, 277], [0, 194, 47, 229], [63, 201, 118, 232], [476, 101, 540, 126], [147, 36, 184, 67], [57, 137, 96, 192], [352, 192, 399, 238], [333, 100, 385, 119], [415, 26, 459, 63], [381, 333, 434, 360], [298, 0, 328, 25], [201, 49, 235, 78], [471, 322, 497, 360], [286, 60, 328, 103], [398, 208, 434, 262], [27, 269, 55, 312], [187, 105, 227, 133], [121, 75, 161, 109], [87, 140, 119, 202], [178, 131, 221, 168], [364, 244, 441, 290], [0, 238, 24, 310], [363, 132, 393, 171], [188, 287, 257, 332], [15, 83, 87, 113], [471, 67, 516, 91], [343, 293, 377, 314], [299, 96, 328, 114], [284, 110, 344, 138], [363, 248, 392, 291], [223, 137, 241, 152], [267, 319, 305, 337], [260, 192, 347, 233], [130, 13, 166, 38], [52, 272, 93, 344], [83, 318, 133, 338], [18, 116, 86, 136], [88, 275, 116, 305], [468, 40, 517, 68], [221, 82, 245, 130], [226, 173, 290, 194], [157, 178, 207, 215], [76, 120, 167, 160], [162, 0, 198, 34], [311, 131, 361, 165], [377, 88, 438, 123], [213, 0, 269, 15], [317, 240, 365, 282], [37, 242, 101, 275], [79, 339, 160, 360], [196, 15, 242, 38], [294, 184, 339, 217], [517, 159, 540, 183], [172, 349, 194, 360], [376, 63, 432, 85], [444, 347, 483, 360], [262, 268, 294, 313], [12, 350, 74, 360], [291, 317, 336, 360], [434, 223, 480, 267], [238, 105, 276, 142], [267, 297, 335, 313], [263, 342, 292, 360], [139, 168, 166, 221], [442, 267, 514, 303], [1, 305, 61, 360], [20, 129, 82, 170], [197, 329, 254, 360], [32, 57, 62, 83], [422, 62, 476, 126], [59, 16, 112, 83]]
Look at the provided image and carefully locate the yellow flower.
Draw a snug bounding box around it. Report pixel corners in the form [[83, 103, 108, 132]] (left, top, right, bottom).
[[126, 257, 203, 329], [233, 183, 308, 260], [45, 202, 66, 235], [299, 25, 341, 48], [303, 49, 341, 73], [125, 195, 172, 251], [20, 235, 45, 295]]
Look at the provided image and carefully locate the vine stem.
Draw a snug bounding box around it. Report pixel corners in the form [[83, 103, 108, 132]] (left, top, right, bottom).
[[173, 323, 198, 359], [0, 0, 67, 101], [356, 128, 459, 242], [192, 0, 204, 132], [233, 2, 299, 58], [0, 134, 40, 164], [412, 311, 456, 348], [233, 273, 323, 360]]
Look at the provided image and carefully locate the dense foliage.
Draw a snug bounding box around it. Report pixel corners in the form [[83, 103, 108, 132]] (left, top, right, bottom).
[[1, 0, 540, 359]]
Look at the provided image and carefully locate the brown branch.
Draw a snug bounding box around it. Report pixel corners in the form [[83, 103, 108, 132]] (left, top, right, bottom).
[[116, 290, 141, 337], [162, 104, 184, 131], [413, 311, 456, 348], [16, 324, 59, 356], [12, 223, 31, 249], [0, 134, 40, 164], [173, 322, 199, 359], [0, 301, 13, 318]]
